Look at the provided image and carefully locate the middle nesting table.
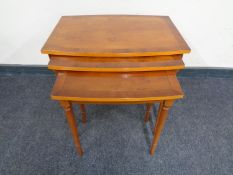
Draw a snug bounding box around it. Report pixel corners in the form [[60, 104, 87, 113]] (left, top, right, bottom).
[[48, 55, 184, 156]]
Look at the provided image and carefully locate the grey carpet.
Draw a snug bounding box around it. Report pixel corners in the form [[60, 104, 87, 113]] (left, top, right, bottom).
[[0, 74, 233, 175]]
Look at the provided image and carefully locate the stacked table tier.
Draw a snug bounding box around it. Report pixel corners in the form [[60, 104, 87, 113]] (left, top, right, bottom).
[[51, 71, 184, 103], [49, 55, 184, 72]]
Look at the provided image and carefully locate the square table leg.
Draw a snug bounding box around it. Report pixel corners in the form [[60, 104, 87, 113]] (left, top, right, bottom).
[[150, 100, 174, 155], [60, 101, 84, 156]]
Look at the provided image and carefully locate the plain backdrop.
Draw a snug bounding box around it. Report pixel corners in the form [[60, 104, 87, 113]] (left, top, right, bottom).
[[0, 0, 233, 67]]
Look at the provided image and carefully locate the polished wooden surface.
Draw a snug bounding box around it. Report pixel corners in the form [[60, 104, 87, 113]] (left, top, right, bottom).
[[49, 55, 184, 72], [51, 71, 183, 103], [41, 15, 190, 57]]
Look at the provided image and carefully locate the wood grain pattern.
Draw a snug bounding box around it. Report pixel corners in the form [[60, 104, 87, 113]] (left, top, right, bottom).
[[51, 71, 184, 103], [48, 55, 184, 72], [41, 15, 190, 57]]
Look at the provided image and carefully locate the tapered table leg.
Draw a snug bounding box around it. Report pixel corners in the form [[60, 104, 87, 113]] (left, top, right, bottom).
[[60, 101, 84, 156], [80, 104, 87, 123], [150, 100, 174, 155], [154, 101, 164, 129], [144, 103, 153, 122]]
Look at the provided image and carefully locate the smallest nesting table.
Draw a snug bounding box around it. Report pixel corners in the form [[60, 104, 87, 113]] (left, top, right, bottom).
[[41, 15, 190, 156], [51, 71, 183, 156]]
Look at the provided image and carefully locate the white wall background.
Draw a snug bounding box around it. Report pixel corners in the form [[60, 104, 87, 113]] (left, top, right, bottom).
[[0, 0, 233, 67]]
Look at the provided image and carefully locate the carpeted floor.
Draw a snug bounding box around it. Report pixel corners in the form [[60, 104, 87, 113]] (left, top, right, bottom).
[[0, 74, 233, 175]]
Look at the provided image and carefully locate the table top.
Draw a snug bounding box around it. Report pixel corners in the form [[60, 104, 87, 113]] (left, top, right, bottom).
[[51, 71, 183, 103], [41, 15, 190, 57]]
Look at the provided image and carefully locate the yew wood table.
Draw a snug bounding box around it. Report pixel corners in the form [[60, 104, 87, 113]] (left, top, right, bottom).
[[41, 15, 190, 156]]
